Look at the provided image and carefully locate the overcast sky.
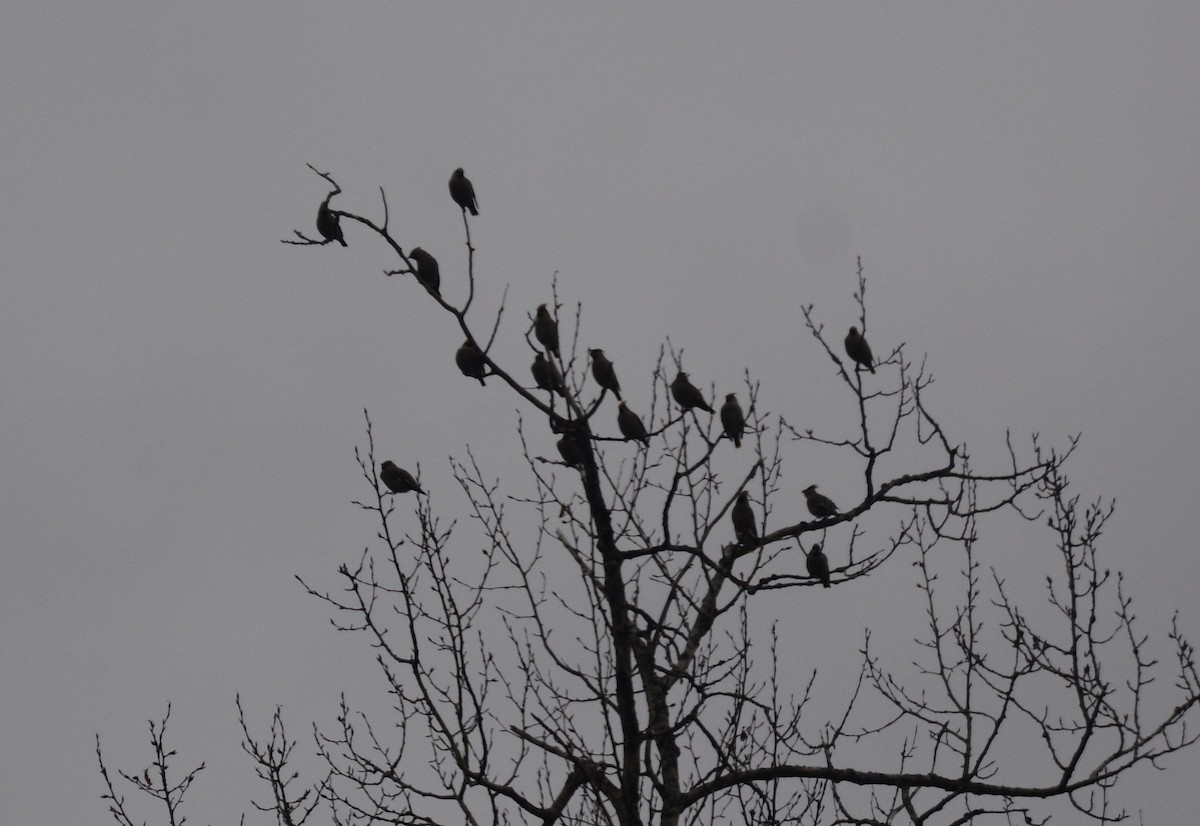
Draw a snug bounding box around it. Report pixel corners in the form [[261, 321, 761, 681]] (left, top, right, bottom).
[[4, 3, 1199, 824]]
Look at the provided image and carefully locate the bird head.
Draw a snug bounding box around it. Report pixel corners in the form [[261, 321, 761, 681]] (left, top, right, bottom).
[[381, 460, 396, 471], [453, 167, 465, 176], [849, 326, 859, 336], [726, 393, 737, 402], [589, 348, 604, 358], [803, 484, 818, 494], [811, 542, 822, 553]]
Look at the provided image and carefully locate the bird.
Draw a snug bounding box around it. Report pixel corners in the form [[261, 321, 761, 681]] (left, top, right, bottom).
[[844, 326, 875, 374], [316, 200, 346, 246], [557, 432, 587, 470], [534, 304, 560, 357], [806, 542, 831, 588], [449, 168, 478, 216], [617, 401, 650, 446], [720, 393, 745, 448], [589, 349, 621, 398], [531, 352, 565, 396], [731, 490, 758, 546], [803, 484, 839, 520], [671, 372, 714, 413], [408, 248, 440, 296], [455, 339, 487, 385], [380, 461, 423, 494]]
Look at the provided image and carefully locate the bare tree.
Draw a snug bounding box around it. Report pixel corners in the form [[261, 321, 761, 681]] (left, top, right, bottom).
[[101, 167, 1200, 826], [96, 705, 224, 826]]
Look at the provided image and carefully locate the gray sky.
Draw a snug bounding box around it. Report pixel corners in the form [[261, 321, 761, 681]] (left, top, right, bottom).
[[3, 3, 1199, 823]]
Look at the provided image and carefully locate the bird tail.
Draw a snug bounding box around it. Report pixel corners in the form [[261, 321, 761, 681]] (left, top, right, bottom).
[[338, 238, 348, 247]]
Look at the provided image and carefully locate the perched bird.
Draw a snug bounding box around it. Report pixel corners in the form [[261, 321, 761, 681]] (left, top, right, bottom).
[[720, 393, 745, 448], [531, 352, 565, 396], [589, 349, 621, 398], [408, 247, 441, 296], [806, 542, 831, 588], [534, 304, 560, 357], [316, 200, 346, 246], [557, 432, 587, 470], [449, 168, 478, 216], [671, 372, 714, 413], [455, 339, 487, 385], [380, 461, 423, 494], [803, 484, 839, 520], [731, 491, 758, 546], [616, 401, 650, 446], [844, 326, 875, 374]]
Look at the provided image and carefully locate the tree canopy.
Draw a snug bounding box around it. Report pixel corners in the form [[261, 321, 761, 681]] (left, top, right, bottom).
[[98, 166, 1200, 826]]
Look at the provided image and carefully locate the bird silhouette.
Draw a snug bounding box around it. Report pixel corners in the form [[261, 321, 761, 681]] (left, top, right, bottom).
[[617, 401, 650, 446], [455, 339, 487, 386], [532, 352, 565, 396], [408, 248, 441, 296], [803, 484, 839, 520], [380, 461, 423, 494], [844, 326, 875, 374], [731, 490, 758, 546], [671, 372, 714, 413], [449, 168, 478, 216], [720, 393, 745, 448], [316, 200, 346, 246], [534, 304, 560, 357], [590, 349, 621, 399], [806, 542, 831, 588], [557, 432, 587, 470]]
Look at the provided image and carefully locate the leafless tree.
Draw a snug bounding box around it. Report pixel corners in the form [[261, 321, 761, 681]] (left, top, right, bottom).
[[101, 166, 1200, 825], [96, 705, 226, 826]]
